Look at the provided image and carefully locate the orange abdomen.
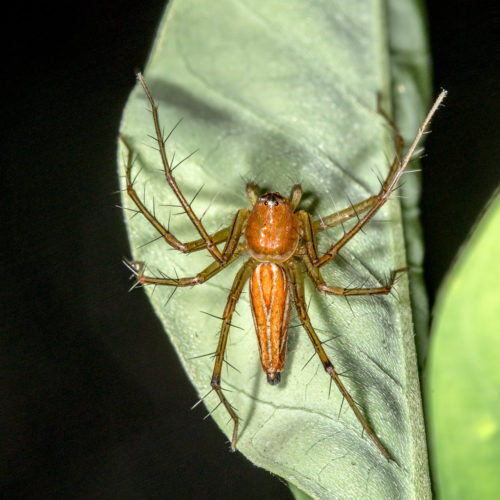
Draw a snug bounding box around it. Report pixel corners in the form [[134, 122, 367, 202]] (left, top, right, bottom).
[[249, 263, 291, 385]]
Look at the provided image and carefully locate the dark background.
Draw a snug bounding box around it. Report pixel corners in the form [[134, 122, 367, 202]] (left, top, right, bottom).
[[2, 1, 497, 498]]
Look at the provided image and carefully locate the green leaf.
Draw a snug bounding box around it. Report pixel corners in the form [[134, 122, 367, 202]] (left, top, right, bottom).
[[118, 1, 431, 498], [427, 189, 500, 499]]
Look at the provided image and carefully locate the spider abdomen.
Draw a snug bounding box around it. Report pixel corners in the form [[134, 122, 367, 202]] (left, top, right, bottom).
[[249, 262, 291, 385], [244, 192, 300, 262]]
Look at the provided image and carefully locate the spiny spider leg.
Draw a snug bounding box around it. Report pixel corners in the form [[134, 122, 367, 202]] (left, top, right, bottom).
[[133, 73, 225, 263], [377, 93, 404, 151], [122, 133, 231, 255], [124, 244, 245, 288], [308, 101, 404, 235], [185, 225, 232, 253], [210, 258, 257, 451], [313, 90, 447, 267], [124, 204, 249, 286], [300, 252, 407, 296], [312, 196, 387, 234], [298, 201, 386, 258], [219, 209, 249, 260], [284, 258, 391, 460], [296, 170, 401, 240]]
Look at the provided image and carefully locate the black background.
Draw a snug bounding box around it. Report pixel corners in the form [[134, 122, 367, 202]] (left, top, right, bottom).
[[2, 1, 497, 498]]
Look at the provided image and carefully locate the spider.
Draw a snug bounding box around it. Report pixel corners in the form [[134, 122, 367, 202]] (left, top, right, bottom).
[[122, 73, 446, 460]]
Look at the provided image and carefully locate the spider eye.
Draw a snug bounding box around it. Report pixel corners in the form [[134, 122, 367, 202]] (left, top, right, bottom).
[[274, 201, 279, 207], [263, 200, 268, 206]]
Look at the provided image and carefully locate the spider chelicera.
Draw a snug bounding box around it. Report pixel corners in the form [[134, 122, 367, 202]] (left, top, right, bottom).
[[122, 73, 446, 460]]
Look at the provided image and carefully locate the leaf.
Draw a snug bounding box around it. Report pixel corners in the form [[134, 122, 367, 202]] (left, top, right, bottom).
[[427, 189, 500, 499], [118, 1, 431, 498], [386, 0, 433, 368]]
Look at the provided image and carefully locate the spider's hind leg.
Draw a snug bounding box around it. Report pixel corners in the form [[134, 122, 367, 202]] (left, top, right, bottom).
[[285, 258, 392, 460], [210, 258, 256, 451]]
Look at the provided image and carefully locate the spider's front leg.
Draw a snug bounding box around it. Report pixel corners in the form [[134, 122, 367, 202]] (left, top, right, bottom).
[[123, 73, 239, 263], [301, 103, 403, 238], [210, 258, 256, 451], [310, 91, 447, 268], [121, 133, 230, 256], [284, 259, 391, 460]]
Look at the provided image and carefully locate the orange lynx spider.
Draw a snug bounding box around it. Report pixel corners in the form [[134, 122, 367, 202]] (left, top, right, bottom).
[[122, 73, 446, 460]]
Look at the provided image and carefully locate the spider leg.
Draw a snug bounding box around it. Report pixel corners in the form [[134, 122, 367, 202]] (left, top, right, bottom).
[[377, 93, 404, 146], [187, 225, 232, 253], [312, 91, 447, 267], [297, 210, 321, 262], [210, 258, 256, 451], [300, 252, 407, 296], [173, 205, 249, 254], [219, 209, 249, 260], [284, 258, 391, 460], [308, 101, 404, 235], [126, 205, 249, 287], [122, 134, 231, 254], [124, 244, 245, 288], [127, 73, 226, 263], [311, 196, 383, 234]]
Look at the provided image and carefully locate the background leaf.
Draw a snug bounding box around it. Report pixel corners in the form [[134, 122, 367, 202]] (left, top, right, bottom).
[[119, 1, 431, 498], [427, 189, 500, 499]]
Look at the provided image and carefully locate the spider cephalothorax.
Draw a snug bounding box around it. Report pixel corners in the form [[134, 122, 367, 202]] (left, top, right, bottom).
[[245, 191, 300, 262], [122, 73, 446, 460]]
